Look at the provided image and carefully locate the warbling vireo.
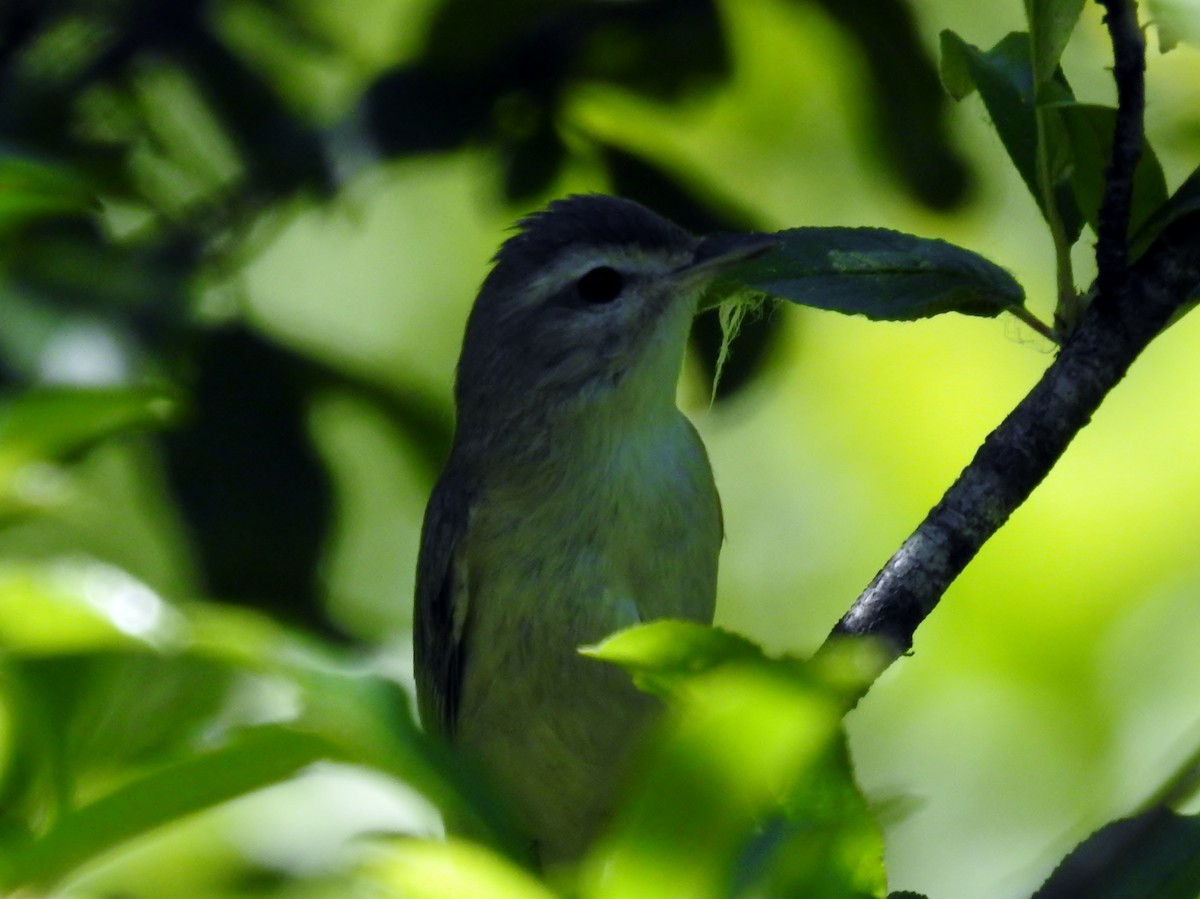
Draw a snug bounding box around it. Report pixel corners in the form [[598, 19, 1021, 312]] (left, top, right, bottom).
[[414, 194, 774, 864]]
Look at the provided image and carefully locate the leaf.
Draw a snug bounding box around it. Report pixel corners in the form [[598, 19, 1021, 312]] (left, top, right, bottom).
[[1033, 808, 1200, 899], [1057, 103, 1169, 237], [0, 724, 333, 891], [1025, 0, 1087, 86], [0, 387, 178, 509], [0, 157, 96, 233], [711, 227, 1024, 321], [1130, 165, 1200, 259], [939, 31, 1083, 241], [0, 558, 186, 654], [578, 658, 885, 899], [583, 621, 766, 697], [0, 387, 178, 466], [1147, 0, 1200, 52], [364, 838, 557, 899]]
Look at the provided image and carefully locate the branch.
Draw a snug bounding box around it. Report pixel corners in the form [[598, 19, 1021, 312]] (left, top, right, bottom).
[[817, 0, 1168, 679], [1094, 0, 1146, 302], [821, 207, 1200, 665]]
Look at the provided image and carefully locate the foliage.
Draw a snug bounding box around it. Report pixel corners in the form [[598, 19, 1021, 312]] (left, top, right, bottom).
[[0, 0, 1198, 896]]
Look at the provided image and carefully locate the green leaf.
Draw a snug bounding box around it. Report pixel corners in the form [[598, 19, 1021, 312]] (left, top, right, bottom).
[[363, 838, 559, 899], [582, 621, 766, 697], [0, 157, 97, 233], [0, 724, 332, 891], [939, 31, 1083, 241], [938, 31, 977, 100], [0, 559, 185, 654], [1147, 0, 1200, 52], [0, 387, 179, 510], [1025, 0, 1086, 86], [578, 658, 885, 899], [1057, 103, 1169, 238], [712, 227, 1024, 321], [0, 387, 178, 462]]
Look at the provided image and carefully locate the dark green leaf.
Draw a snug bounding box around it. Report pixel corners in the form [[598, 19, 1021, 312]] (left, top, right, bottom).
[[1033, 808, 1200, 899], [1131, 165, 1200, 259], [0, 158, 96, 234], [939, 31, 1083, 241], [1025, 0, 1086, 86], [938, 31, 977, 100], [1057, 103, 1169, 237], [711, 227, 1024, 321]]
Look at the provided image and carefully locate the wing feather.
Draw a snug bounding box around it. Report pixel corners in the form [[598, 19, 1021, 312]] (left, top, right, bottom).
[[413, 468, 473, 736]]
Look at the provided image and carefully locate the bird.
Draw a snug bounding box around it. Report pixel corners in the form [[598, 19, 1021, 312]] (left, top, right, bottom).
[[413, 194, 774, 865]]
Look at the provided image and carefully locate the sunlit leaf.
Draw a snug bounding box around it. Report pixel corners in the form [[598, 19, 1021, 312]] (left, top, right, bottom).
[[0, 157, 96, 233], [712, 227, 1024, 321], [1025, 0, 1086, 86], [579, 659, 884, 898], [583, 621, 765, 697], [364, 838, 557, 899], [0, 559, 185, 654]]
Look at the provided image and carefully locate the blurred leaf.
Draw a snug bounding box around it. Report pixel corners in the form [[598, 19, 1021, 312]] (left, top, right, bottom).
[[0, 387, 178, 511], [579, 658, 884, 898], [1033, 808, 1200, 899], [0, 558, 184, 655], [810, 0, 971, 210], [711, 227, 1025, 320], [939, 31, 1083, 241], [1025, 0, 1086, 85], [0, 724, 332, 892], [289, 664, 529, 864], [364, 837, 558, 899], [1058, 103, 1168, 237], [0, 157, 95, 233], [363, 65, 491, 155], [1147, 0, 1200, 51], [501, 110, 567, 202]]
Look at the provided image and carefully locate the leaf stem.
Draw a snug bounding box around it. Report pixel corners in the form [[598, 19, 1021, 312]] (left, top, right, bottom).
[[1034, 104, 1080, 333], [1007, 305, 1060, 344]]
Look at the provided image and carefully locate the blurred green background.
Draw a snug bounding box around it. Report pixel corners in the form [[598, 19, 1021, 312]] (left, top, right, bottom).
[[2, 0, 1200, 896]]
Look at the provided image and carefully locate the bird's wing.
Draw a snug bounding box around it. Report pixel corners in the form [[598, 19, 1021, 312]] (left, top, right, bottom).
[[413, 469, 473, 737]]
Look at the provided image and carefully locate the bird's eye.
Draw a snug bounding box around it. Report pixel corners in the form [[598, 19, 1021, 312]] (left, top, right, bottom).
[[576, 266, 623, 304]]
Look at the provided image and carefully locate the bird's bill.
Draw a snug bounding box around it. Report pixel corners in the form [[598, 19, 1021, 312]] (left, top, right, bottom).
[[675, 232, 778, 293]]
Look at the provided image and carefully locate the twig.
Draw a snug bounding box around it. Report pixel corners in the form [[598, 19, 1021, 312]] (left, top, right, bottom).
[[1094, 0, 1147, 303], [819, 208, 1200, 668]]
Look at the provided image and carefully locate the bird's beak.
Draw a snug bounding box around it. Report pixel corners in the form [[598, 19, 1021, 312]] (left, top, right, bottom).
[[674, 232, 779, 294]]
